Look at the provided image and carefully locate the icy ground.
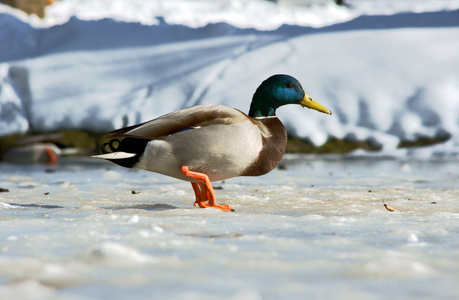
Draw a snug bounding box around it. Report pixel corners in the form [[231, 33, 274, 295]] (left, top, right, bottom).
[[0, 156, 458, 299]]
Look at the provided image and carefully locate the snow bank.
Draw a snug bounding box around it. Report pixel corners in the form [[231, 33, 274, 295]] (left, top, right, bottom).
[[1, 1, 459, 157], [3, 0, 459, 30]]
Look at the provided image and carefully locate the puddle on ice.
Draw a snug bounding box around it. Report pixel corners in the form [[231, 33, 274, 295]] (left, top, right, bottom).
[[0, 156, 458, 299]]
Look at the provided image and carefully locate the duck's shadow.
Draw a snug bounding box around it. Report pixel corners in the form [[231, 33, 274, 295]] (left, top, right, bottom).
[[103, 203, 178, 211], [7, 202, 178, 211], [7, 203, 65, 209]]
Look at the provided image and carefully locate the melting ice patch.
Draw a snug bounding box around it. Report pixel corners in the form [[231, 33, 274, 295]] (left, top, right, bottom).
[[84, 242, 157, 266]]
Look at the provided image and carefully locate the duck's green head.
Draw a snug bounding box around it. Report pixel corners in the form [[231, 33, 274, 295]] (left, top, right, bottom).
[[248, 74, 332, 118]]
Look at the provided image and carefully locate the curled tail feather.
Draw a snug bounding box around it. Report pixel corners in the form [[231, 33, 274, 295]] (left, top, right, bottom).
[[93, 137, 150, 168], [102, 138, 121, 154]]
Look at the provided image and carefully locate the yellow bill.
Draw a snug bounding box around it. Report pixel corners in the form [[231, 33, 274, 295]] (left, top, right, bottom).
[[300, 93, 332, 115]]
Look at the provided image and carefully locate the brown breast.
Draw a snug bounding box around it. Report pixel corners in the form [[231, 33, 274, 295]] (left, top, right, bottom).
[[240, 117, 287, 177]]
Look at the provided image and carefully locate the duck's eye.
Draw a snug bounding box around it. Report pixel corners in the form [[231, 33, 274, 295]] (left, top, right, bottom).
[[286, 82, 295, 88]]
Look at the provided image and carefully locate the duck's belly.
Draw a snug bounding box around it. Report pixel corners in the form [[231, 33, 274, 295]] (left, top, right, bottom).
[[134, 121, 263, 182]]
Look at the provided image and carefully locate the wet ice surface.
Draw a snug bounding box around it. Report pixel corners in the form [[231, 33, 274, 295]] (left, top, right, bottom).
[[0, 156, 458, 300]]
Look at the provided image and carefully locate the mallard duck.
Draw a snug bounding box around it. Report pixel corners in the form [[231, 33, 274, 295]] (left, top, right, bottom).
[[93, 74, 331, 211]]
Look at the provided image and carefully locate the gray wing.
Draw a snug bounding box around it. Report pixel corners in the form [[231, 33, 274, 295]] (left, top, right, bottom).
[[106, 104, 250, 139]]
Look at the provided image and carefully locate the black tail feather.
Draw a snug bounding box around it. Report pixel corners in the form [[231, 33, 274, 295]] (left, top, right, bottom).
[[102, 139, 121, 154], [101, 138, 150, 168]]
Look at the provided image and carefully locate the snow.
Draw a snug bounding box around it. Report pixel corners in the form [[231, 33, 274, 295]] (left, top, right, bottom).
[[1, 0, 459, 158], [5, 0, 459, 30]]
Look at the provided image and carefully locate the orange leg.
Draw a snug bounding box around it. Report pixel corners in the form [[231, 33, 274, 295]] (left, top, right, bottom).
[[180, 166, 234, 212], [198, 181, 213, 203], [45, 146, 58, 164], [191, 182, 210, 206], [190, 182, 202, 204]]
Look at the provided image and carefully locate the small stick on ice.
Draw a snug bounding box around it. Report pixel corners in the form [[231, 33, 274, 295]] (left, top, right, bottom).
[[382, 199, 400, 212]]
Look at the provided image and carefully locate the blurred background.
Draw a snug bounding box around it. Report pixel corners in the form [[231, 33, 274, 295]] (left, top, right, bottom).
[[1, 0, 458, 163]]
